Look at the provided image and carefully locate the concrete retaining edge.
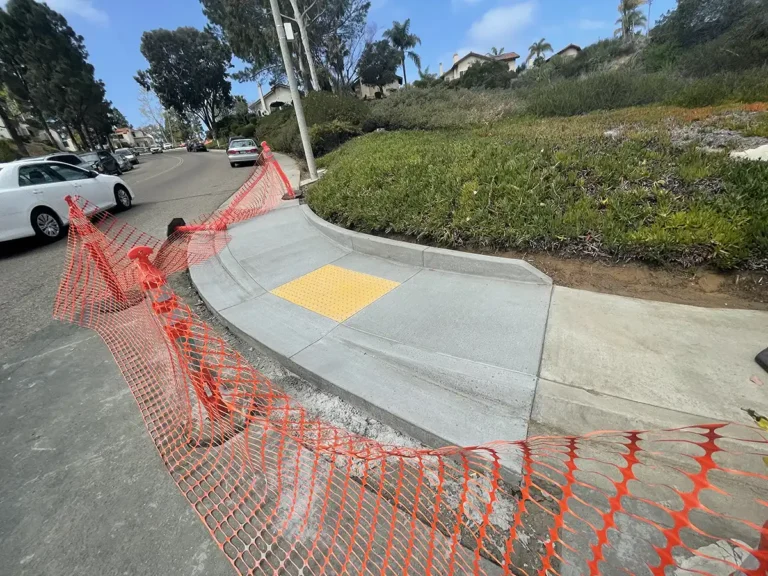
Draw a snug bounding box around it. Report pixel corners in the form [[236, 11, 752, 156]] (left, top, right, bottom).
[[300, 204, 552, 285]]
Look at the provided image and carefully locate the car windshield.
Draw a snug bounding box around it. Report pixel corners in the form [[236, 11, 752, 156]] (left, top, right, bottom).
[[116, 149, 131, 156], [79, 153, 98, 162], [230, 140, 256, 149]]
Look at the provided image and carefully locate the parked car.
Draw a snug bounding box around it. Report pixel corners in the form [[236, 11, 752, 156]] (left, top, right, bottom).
[[78, 150, 122, 175], [192, 142, 207, 152], [150, 145, 162, 154], [112, 152, 133, 172], [114, 148, 139, 165], [162, 142, 173, 150], [227, 139, 260, 167], [0, 160, 134, 242]]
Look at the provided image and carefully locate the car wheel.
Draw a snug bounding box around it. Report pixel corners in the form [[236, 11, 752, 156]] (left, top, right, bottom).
[[114, 185, 132, 211], [31, 207, 65, 241], [231, 162, 237, 168]]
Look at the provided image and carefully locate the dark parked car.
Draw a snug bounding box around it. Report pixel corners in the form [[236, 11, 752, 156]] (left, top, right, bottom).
[[79, 150, 122, 175], [192, 142, 207, 152]]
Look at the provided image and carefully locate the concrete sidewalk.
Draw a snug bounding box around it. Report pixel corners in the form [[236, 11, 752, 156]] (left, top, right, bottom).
[[191, 202, 553, 473], [192, 154, 768, 459]]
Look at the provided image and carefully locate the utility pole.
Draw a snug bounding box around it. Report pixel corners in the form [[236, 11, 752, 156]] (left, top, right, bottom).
[[267, 0, 317, 179]]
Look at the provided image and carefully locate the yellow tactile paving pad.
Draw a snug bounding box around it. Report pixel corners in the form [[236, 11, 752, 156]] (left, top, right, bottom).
[[270, 265, 400, 322]]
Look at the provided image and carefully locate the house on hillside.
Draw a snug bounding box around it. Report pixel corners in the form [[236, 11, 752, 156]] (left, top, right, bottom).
[[110, 127, 154, 149], [249, 84, 294, 116], [547, 44, 582, 62], [440, 51, 520, 81], [354, 76, 403, 100]]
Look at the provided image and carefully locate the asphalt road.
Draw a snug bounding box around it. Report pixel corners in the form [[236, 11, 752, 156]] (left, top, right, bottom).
[[0, 149, 249, 356], [0, 149, 252, 576]]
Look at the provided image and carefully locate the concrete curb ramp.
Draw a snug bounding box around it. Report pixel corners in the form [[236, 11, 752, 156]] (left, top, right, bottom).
[[190, 201, 554, 476]]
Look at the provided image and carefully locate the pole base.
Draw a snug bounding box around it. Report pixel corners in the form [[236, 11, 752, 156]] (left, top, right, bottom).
[[757, 347, 768, 373], [167, 217, 186, 238]]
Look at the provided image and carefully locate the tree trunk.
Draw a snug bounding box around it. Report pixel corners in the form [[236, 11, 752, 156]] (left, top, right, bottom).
[[0, 100, 29, 157], [65, 125, 78, 151], [296, 41, 311, 91], [288, 0, 320, 91], [79, 123, 92, 150], [401, 52, 408, 88], [35, 109, 62, 150]]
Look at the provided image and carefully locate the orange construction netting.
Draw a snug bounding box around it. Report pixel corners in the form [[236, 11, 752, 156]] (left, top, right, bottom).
[[53, 144, 768, 575]]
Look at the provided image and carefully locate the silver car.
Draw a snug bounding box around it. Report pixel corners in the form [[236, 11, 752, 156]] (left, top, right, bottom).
[[227, 139, 260, 167], [114, 148, 138, 165], [112, 152, 133, 172]]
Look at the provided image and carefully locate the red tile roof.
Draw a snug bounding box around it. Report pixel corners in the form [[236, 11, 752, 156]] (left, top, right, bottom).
[[494, 52, 520, 61]]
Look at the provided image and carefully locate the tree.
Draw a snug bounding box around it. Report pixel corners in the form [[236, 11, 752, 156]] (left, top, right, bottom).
[[0, 90, 27, 155], [0, 0, 116, 151], [383, 19, 421, 87], [137, 87, 170, 142], [358, 40, 401, 94], [489, 46, 505, 56], [110, 107, 130, 129], [412, 66, 441, 89], [615, 0, 647, 40], [137, 27, 233, 139], [527, 38, 553, 65]]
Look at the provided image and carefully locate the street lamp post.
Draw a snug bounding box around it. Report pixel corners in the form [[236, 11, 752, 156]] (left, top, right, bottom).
[[266, 0, 317, 179]]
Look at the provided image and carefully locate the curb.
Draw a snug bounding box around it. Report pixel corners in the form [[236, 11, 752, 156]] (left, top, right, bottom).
[[300, 205, 552, 285]]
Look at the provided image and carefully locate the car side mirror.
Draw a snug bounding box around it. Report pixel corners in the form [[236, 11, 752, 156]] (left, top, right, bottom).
[[88, 170, 99, 178]]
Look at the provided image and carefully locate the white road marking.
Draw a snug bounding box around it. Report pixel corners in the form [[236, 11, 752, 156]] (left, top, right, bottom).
[[2, 335, 97, 370], [133, 154, 185, 185]]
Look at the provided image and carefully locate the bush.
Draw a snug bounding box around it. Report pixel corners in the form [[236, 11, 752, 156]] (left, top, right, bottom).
[[0, 139, 19, 162], [309, 110, 768, 270], [254, 91, 370, 156], [367, 86, 522, 131], [455, 60, 516, 89], [521, 70, 680, 117], [310, 120, 361, 156], [238, 123, 256, 138]]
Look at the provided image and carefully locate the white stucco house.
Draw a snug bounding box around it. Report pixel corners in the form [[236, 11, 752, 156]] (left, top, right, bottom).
[[354, 76, 403, 99], [548, 44, 582, 61], [440, 51, 520, 81], [250, 84, 294, 116]]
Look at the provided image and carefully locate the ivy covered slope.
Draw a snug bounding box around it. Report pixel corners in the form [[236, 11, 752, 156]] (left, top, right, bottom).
[[308, 106, 768, 271]]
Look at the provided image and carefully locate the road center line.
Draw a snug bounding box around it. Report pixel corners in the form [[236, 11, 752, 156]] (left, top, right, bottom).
[[133, 154, 185, 185]]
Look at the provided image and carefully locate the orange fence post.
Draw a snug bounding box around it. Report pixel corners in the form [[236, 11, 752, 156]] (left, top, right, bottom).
[[127, 245, 229, 422]]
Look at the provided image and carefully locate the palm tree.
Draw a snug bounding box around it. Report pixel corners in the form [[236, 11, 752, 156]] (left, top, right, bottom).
[[489, 46, 505, 56], [615, 0, 648, 40], [527, 38, 553, 66], [383, 19, 421, 88]]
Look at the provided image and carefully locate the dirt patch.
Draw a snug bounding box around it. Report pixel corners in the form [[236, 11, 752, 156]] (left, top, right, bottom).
[[505, 251, 768, 310], [670, 111, 768, 151]]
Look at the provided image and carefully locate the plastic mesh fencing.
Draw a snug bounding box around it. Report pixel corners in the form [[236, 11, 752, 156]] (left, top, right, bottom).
[[53, 170, 768, 575]]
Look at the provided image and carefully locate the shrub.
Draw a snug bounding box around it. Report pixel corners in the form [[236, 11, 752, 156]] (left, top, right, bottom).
[[302, 91, 370, 127], [310, 120, 361, 156], [454, 60, 516, 89], [238, 123, 256, 138], [521, 70, 680, 117], [367, 86, 522, 131], [0, 139, 18, 162]]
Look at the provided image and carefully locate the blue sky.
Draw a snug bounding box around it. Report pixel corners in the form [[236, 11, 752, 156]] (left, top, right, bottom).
[[18, 0, 678, 126]]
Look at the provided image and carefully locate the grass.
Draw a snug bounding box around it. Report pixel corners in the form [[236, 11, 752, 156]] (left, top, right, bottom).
[[308, 105, 768, 270]]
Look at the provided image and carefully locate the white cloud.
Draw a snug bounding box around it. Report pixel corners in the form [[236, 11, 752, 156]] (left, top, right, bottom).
[[577, 18, 610, 30], [41, 0, 108, 25], [467, 1, 536, 47]]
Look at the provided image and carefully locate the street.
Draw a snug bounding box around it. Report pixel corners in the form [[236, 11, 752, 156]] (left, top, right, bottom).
[[0, 149, 252, 575]]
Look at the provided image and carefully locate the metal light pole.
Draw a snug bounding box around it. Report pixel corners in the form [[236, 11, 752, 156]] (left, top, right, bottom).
[[267, 0, 317, 179]]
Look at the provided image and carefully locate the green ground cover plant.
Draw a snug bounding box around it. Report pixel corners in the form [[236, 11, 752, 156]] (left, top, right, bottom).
[[308, 105, 768, 270]]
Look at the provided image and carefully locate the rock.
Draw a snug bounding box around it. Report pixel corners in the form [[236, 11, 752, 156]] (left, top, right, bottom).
[[731, 144, 768, 162]]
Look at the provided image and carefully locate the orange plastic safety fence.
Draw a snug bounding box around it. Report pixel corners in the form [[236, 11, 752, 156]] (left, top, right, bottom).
[[54, 197, 768, 575]]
